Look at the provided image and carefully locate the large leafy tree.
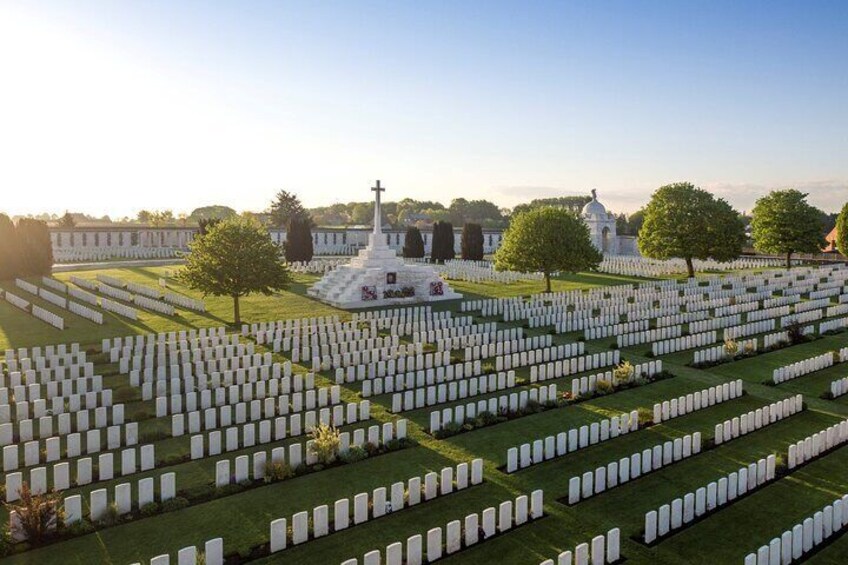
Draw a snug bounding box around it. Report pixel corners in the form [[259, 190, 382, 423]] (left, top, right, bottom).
[[835, 202, 848, 257], [189, 205, 237, 223], [270, 190, 310, 228], [177, 217, 289, 325], [638, 182, 745, 278], [460, 223, 484, 260], [402, 226, 425, 258], [16, 218, 54, 277], [0, 214, 20, 280], [58, 212, 76, 229], [751, 189, 824, 269], [495, 207, 602, 293]]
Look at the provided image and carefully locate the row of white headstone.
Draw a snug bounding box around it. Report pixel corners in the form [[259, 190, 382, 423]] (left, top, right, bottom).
[[722, 318, 777, 340], [270, 460, 484, 554], [506, 410, 639, 473], [66, 472, 176, 525], [692, 339, 756, 365], [651, 330, 717, 356], [689, 313, 741, 334], [714, 395, 803, 445], [429, 385, 557, 433], [652, 380, 743, 424], [3, 421, 140, 471], [189, 418, 404, 463], [462, 334, 554, 361], [567, 433, 702, 504], [772, 351, 841, 384], [618, 325, 682, 348], [744, 494, 848, 565], [644, 455, 777, 543], [101, 297, 138, 320], [530, 350, 623, 384], [391, 371, 516, 412], [434, 259, 542, 282], [567, 360, 662, 398], [154, 380, 336, 417], [820, 314, 848, 334], [5, 444, 155, 502], [106, 326, 230, 355], [538, 527, 622, 565], [138, 537, 223, 565], [2, 401, 125, 444], [830, 376, 848, 399], [582, 319, 649, 340], [171, 399, 366, 438], [787, 418, 848, 469], [342, 491, 544, 565], [53, 246, 181, 262]]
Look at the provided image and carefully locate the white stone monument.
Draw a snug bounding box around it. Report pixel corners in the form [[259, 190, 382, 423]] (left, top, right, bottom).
[[309, 181, 461, 308]]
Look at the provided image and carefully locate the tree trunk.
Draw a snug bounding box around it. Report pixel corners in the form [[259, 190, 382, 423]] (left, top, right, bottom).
[[544, 272, 551, 293], [685, 257, 695, 279], [233, 295, 241, 326], [786, 251, 792, 270]]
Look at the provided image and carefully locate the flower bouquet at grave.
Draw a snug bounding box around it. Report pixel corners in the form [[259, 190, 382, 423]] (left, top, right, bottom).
[[361, 286, 378, 301], [430, 281, 444, 296]]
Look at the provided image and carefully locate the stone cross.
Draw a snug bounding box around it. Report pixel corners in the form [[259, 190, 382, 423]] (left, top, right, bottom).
[[372, 180, 385, 236]]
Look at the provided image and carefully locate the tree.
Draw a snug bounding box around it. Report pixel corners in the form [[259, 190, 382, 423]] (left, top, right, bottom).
[[638, 182, 746, 278], [751, 189, 825, 269], [4, 482, 61, 544], [511, 195, 592, 217], [402, 226, 425, 258], [0, 214, 19, 280], [460, 223, 484, 261], [189, 205, 237, 223], [836, 202, 848, 257], [137, 210, 152, 224], [15, 219, 54, 277], [270, 190, 310, 228], [197, 218, 222, 236], [628, 209, 645, 235], [430, 221, 455, 263], [58, 212, 76, 229], [177, 217, 289, 325], [495, 207, 602, 292], [284, 217, 314, 263], [309, 423, 341, 465]]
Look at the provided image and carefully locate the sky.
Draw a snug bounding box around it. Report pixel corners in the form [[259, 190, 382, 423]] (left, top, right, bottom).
[[1, 0, 846, 218]]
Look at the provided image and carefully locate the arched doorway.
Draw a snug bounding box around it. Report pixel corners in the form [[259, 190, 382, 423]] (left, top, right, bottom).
[[602, 227, 611, 253]]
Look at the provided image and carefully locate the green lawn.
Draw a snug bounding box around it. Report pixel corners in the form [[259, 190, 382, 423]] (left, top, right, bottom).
[[1, 266, 848, 564]]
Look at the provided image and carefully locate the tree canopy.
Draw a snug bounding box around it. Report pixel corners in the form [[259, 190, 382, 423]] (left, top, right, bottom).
[[835, 202, 848, 257], [269, 190, 311, 228], [751, 189, 824, 268], [638, 182, 745, 277], [189, 205, 238, 223], [494, 207, 602, 292], [0, 214, 20, 280], [511, 196, 592, 217], [177, 217, 289, 324]]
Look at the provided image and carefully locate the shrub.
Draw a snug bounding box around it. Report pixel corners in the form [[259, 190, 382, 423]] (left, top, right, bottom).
[[523, 399, 544, 414], [435, 421, 462, 439], [140, 502, 160, 517], [263, 460, 294, 483], [340, 446, 369, 463], [613, 361, 635, 384], [161, 497, 190, 512], [637, 407, 654, 426], [4, 483, 61, 544], [723, 339, 739, 356], [595, 380, 614, 395], [309, 423, 341, 465], [786, 320, 806, 345]]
